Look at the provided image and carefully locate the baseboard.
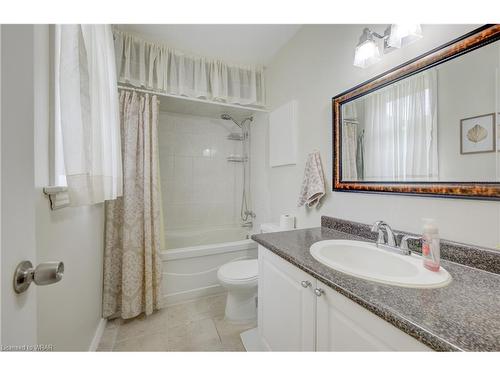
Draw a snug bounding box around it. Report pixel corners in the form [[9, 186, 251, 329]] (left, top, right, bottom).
[[88, 318, 107, 351], [162, 284, 226, 307]]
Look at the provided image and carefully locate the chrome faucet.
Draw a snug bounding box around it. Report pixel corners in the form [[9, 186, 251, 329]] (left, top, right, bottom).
[[371, 221, 397, 247], [371, 221, 416, 256], [399, 234, 421, 255]]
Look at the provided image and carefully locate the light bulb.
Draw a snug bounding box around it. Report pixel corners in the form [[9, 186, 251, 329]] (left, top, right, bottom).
[[353, 39, 381, 68], [387, 24, 423, 49]]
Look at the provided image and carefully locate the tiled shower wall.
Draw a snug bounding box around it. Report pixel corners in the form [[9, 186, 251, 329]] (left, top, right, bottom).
[[158, 112, 244, 230]]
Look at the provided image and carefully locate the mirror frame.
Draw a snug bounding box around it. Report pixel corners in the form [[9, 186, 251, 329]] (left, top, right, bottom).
[[332, 24, 500, 200]]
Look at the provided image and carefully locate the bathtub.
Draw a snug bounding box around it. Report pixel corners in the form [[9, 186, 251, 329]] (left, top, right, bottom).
[[164, 226, 250, 249], [161, 226, 258, 305]]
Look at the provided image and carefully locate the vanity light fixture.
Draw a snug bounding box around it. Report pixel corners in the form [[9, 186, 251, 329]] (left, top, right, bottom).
[[353, 24, 423, 68], [387, 24, 423, 49], [353, 28, 382, 68]]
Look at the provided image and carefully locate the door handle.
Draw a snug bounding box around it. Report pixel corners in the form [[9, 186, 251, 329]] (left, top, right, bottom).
[[13, 260, 64, 294]]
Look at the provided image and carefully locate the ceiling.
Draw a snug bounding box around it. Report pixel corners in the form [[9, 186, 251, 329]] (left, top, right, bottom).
[[116, 24, 301, 66]]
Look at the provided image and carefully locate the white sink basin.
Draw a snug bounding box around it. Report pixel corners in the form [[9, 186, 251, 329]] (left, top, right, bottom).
[[310, 240, 451, 288]]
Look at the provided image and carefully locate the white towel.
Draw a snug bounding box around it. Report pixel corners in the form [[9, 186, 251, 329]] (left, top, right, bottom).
[[297, 151, 326, 208]]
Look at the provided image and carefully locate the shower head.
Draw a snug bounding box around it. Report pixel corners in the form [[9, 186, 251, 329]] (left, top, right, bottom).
[[220, 113, 241, 127], [221, 113, 253, 128]]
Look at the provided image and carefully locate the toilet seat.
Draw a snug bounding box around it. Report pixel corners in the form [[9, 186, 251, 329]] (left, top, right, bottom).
[[217, 259, 258, 284]]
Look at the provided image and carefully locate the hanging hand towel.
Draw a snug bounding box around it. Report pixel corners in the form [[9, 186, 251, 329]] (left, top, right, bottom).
[[297, 151, 326, 208]]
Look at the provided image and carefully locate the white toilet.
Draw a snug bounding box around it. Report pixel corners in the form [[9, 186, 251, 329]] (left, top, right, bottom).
[[217, 259, 258, 323], [217, 222, 289, 324]]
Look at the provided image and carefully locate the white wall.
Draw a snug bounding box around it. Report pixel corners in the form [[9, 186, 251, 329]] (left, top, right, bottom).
[[250, 112, 272, 229], [261, 24, 500, 249], [437, 42, 498, 181], [34, 25, 105, 351]]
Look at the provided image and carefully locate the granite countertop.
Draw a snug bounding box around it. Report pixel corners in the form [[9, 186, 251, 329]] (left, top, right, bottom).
[[251, 226, 500, 351]]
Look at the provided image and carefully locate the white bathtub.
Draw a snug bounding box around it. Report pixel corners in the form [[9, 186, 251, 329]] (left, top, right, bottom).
[[164, 226, 250, 249], [161, 226, 258, 305]]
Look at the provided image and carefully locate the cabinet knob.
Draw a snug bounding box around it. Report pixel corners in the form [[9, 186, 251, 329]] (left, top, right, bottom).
[[314, 288, 324, 297], [301, 280, 312, 288]]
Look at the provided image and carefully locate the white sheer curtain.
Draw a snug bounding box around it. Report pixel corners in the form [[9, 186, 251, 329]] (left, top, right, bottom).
[[55, 25, 122, 206], [342, 101, 358, 121], [113, 29, 266, 106], [364, 70, 438, 181]]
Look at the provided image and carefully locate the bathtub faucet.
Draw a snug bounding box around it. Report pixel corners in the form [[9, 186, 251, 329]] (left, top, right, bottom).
[[243, 210, 256, 220]]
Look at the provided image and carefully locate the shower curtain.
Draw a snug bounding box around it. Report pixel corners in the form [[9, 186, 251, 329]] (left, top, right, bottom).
[[103, 90, 162, 319], [342, 121, 358, 180]]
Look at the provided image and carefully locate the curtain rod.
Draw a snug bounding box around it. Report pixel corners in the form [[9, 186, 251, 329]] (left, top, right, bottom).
[[116, 84, 269, 113], [117, 85, 166, 96]]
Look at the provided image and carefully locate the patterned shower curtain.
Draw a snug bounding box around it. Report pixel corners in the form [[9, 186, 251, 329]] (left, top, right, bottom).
[[103, 90, 162, 319], [342, 121, 358, 181]]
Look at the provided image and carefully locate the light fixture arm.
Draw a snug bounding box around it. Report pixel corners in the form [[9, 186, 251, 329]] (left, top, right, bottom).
[[364, 28, 388, 41], [363, 27, 394, 45]]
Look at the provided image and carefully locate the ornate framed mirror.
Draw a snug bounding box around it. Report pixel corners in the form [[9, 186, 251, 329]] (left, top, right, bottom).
[[333, 25, 500, 200]]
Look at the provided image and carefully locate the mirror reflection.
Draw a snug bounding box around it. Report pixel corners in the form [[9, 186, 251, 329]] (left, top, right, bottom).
[[341, 40, 499, 182]]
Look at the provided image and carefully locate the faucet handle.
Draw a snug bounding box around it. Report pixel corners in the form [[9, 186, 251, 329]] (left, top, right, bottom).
[[400, 235, 421, 252], [371, 221, 387, 245], [374, 229, 385, 245], [371, 220, 386, 232]]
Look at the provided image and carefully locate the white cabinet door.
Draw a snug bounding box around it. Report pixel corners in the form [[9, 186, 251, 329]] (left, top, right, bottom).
[[316, 281, 431, 351], [258, 246, 316, 351]]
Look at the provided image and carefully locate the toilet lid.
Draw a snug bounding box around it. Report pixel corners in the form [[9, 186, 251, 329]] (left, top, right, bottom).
[[218, 259, 258, 282]]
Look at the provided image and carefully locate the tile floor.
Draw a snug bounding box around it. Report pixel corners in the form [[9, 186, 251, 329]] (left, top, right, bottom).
[[97, 293, 256, 351]]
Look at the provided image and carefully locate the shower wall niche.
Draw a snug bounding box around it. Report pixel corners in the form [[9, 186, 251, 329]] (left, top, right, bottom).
[[158, 111, 244, 233]]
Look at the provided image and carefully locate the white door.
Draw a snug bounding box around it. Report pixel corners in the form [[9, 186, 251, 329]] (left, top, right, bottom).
[[316, 280, 430, 351], [257, 246, 316, 351], [1, 24, 38, 348]]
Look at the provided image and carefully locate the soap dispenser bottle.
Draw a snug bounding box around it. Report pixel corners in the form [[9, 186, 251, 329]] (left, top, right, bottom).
[[422, 218, 440, 272]]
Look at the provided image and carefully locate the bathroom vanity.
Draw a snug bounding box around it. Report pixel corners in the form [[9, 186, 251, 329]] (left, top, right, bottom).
[[258, 245, 430, 351], [251, 216, 500, 351]]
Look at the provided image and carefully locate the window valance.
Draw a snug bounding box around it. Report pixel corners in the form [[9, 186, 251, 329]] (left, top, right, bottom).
[[113, 29, 266, 107]]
